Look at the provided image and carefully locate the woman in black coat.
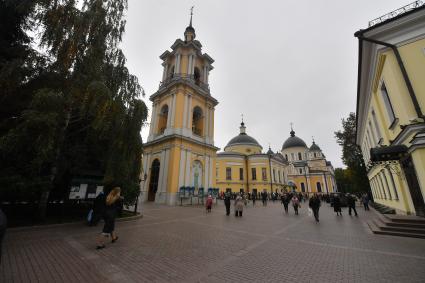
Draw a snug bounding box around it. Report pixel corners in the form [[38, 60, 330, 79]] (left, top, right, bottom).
[[96, 187, 121, 249], [333, 195, 342, 216]]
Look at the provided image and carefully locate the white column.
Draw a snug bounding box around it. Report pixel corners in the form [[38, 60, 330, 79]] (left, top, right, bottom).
[[152, 104, 159, 137], [204, 156, 209, 190], [157, 151, 166, 200], [209, 157, 213, 188], [182, 94, 188, 128], [187, 55, 193, 75], [191, 55, 196, 75], [148, 104, 156, 140], [162, 149, 170, 194], [209, 108, 214, 141], [187, 96, 192, 134], [162, 64, 168, 81], [178, 149, 187, 189], [142, 154, 152, 201], [175, 54, 180, 74], [170, 94, 176, 128], [185, 150, 192, 186]]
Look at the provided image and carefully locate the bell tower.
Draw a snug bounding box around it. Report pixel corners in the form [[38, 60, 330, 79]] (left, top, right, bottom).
[[141, 12, 219, 205]]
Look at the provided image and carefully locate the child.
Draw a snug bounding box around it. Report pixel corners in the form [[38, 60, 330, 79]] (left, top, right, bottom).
[[206, 195, 213, 213]]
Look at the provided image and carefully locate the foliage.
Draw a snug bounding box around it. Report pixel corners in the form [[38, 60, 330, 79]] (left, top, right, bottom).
[[0, 0, 147, 211], [334, 113, 370, 194]]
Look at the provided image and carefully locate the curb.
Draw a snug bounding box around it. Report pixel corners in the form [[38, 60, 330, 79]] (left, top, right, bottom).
[[8, 213, 143, 232]]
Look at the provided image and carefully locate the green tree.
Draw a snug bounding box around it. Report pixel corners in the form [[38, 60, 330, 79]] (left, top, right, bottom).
[[0, 0, 147, 219], [334, 112, 370, 193]]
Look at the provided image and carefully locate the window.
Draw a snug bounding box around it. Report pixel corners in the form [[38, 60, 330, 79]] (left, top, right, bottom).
[[251, 168, 257, 180], [381, 82, 396, 126], [262, 168, 267, 181], [301, 183, 305, 192], [298, 152, 302, 160], [313, 152, 316, 158], [316, 182, 322, 193], [157, 104, 169, 134], [291, 153, 295, 160], [239, 168, 244, 180], [192, 106, 203, 136], [273, 169, 276, 182], [299, 168, 303, 174], [285, 154, 288, 160], [226, 167, 231, 180]]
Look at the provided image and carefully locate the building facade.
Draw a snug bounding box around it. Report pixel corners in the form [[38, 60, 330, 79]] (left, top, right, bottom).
[[216, 122, 288, 195], [355, 3, 425, 216], [281, 129, 337, 194], [140, 20, 218, 205], [215, 124, 336, 195]]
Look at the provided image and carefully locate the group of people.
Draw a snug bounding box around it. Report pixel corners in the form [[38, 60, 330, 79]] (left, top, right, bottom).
[[208, 190, 372, 223]]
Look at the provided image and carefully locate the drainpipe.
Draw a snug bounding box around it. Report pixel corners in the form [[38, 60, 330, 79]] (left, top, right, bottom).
[[354, 32, 424, 119]]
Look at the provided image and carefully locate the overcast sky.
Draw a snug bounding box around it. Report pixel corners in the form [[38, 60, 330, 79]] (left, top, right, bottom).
[[121, 0, 410, 168]]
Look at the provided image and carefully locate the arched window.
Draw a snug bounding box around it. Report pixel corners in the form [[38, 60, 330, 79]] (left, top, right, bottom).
[[301, 183, 305, 192], [316, 182, 322, 193], [194, 67, 201, 85], [157, 104, 168, 134], [192, 106, 203, 136], [298, 152, 302, 160], [169, 66, 174, 79]]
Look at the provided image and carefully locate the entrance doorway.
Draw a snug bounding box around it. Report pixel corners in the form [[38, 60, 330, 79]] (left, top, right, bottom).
[[148, 159, 160, 202], [401, 157, 425, 217]]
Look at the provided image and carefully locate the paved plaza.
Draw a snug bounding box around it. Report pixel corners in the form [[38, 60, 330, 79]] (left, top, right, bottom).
[[1, 201, 425, 282]]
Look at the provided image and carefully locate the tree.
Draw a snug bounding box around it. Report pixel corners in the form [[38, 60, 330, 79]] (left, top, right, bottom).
[[334, 113, 370, 193], [0, 0, 147, 219]]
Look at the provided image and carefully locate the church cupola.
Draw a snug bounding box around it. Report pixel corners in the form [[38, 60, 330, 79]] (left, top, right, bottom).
[[239, 121, 246, 134], [184, 7, 196, 42]]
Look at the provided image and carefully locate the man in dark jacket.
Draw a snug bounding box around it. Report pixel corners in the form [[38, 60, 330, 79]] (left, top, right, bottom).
[[90, 191, 106, 226], [0, 208, 7, 263], [347, 194, 358, 216], [261, 190, 268, 206], [309, 194, 321, 222], [224, 192, 231, 216]]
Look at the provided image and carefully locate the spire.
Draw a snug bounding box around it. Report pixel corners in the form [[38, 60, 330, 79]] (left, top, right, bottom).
[[240, 116, 246, 134], [184, 6, 196, 42], [290, 122, 295, 137], [189, 6, 193, 27]]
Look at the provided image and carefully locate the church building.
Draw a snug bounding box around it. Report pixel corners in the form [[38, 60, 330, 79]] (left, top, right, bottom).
[[140, 16, 218, 205], [140, 16, 337, 205]]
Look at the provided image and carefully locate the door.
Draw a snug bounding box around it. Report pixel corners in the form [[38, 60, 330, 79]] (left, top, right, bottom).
[[401, 156, 425, 217], [148, 159, 160, 202]]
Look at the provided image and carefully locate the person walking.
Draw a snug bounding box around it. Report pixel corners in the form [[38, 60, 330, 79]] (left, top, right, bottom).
[[282, 194, 290, 213], [90, 190, 106, 226], [261, 190, 268, 206], [309, 194, 321, 222], [234, 194, 244, 217], [362, 193, 370, 211], [96, 187, 122, 249], [206, 194, 213, 213], [333, 194, 342, 216], [292, 195, 300, 215], [0, 208, 7, 264], [347, 194, 358, 216], [224, 191, 231, 215], [252, 192, 256, 206]]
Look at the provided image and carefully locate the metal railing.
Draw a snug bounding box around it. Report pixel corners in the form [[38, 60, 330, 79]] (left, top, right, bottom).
[[368, 1, 424, 27], [159, 73, 210, 92]]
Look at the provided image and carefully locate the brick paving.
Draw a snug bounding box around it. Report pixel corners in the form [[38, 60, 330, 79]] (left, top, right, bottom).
[[1, 201, 425, 282]]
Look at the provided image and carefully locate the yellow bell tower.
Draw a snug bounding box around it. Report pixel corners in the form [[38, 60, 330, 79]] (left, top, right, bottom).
[[141, 13, 218, 205]]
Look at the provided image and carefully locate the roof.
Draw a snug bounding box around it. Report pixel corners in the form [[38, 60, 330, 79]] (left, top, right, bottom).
[[225, 133, 262, 148], [282, 130, 307, 150], [309, 141, 321, 151]]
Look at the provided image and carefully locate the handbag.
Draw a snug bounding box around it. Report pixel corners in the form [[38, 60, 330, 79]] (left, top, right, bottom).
[[308, 208, 313, 217]]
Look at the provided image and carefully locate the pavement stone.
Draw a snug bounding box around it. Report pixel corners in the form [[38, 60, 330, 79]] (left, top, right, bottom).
[[1, 201, 425, 282]]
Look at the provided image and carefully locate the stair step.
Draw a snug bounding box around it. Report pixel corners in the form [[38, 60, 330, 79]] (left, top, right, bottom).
[[384, 214, 425, 224], [373, 229, 425, 239], [380, 225, 425, 234], [386, 222, 425, 229]]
